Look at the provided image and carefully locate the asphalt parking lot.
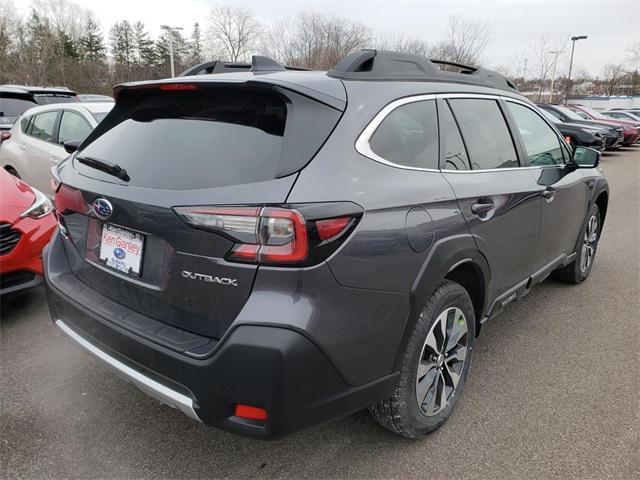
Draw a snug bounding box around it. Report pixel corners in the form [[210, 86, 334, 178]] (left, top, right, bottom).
[[1, 147, 639, 480]]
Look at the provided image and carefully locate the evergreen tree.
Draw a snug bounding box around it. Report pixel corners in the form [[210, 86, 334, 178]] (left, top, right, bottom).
[[109, 20, 135, 75], [155, 29, 188, 76], [189, 22, 203, 65], [78, 16, 105, 62], [133, 21, 155, 66]]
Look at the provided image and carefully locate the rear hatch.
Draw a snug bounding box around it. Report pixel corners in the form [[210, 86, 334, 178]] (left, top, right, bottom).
[[55, 78, 344, 339], [0, 93, 36, 130]]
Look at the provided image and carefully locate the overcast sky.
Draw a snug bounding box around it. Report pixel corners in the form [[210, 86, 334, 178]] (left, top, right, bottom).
[[18, 0, 640, 76]]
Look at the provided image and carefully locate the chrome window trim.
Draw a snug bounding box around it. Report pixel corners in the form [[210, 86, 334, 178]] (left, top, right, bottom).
[[356, 92, 542, 173], [354, 94, 440, 172], [55, 319, 201, 423]]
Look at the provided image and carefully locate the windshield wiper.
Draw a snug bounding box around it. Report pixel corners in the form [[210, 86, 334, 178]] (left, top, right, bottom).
[[76, 156, 129, 181]]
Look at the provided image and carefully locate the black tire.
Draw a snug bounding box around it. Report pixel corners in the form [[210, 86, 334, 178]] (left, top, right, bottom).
[[554, 203, 601, 284], [369, 280, 475, 438]]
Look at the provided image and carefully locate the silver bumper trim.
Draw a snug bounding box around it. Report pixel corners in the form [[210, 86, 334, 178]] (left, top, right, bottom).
[[55, 319, 201, 422]]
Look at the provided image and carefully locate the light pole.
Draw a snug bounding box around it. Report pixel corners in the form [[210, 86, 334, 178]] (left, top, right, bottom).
[[160, 25, 183, 77], [565, 35, 587, 104], [549, 50, 562, 103]]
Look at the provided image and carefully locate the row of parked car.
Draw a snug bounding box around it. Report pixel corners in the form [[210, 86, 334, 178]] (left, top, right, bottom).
[[537, 103, 640, 151]]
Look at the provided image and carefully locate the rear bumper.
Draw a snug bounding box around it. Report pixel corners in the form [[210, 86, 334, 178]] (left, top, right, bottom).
[[44, 234, 398, 439]]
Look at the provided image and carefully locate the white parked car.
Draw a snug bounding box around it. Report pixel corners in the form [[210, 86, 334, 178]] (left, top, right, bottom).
[[0, 102, 113, 195]]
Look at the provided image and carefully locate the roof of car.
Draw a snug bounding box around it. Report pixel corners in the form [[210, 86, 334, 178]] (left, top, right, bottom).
[[18, 102, 114, 119], [116, 52, 523, 112], [1, 85, 76, 95]]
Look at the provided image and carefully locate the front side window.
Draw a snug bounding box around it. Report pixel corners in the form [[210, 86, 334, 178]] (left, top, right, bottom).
[[58, 111, 92, 145], [369, 100, 439, 169], [448, 99, 518, 170], [28, 111, 58, 142], [507, 102, 564, 166]]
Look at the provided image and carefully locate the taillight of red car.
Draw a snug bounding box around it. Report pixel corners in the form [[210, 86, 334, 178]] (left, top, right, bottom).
[[174, 204, 361, 266]]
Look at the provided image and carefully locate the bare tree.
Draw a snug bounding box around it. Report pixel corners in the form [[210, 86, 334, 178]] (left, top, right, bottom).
[[206, 6, 262, 62], [530, 33, 564, 101], [602, 64, 625, 95], [372, 32, 428, 56], [430, 15, 491, 65], [626, 42, 640, 71], [263, 13, 370, 69]]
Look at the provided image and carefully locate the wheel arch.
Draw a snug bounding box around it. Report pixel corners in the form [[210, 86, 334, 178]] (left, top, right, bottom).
[[594, 190, 608, 229], [393, 235, 490, 371]]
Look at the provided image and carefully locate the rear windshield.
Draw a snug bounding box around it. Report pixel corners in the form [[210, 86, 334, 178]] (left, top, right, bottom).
[[75, 86, 341, 189], [33, 94, 78, 105], [0, 97, 36, 116]]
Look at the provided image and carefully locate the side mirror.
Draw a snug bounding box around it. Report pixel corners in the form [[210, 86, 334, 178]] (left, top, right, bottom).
[[572, 146, 600, 168], [63, 140, 81, 154]]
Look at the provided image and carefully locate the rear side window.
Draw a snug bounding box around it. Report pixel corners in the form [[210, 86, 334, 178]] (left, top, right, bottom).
[[449, 99, 518, 170], [439, 102, 470, 171], [76, 87, 340, 190], [369, 100, 439, 169], [58, 111, 92, 145], [506, 102, 564, 166], [28, 111, 58, 142]]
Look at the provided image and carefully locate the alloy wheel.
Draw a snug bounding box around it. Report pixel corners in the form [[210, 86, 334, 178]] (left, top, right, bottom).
[[415, 307, 469, 417], [580, 214, 598, 273]]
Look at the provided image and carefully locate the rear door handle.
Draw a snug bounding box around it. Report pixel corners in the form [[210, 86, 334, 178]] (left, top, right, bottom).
[[542, 187, 556, 202], [471, 199, 494, 215]]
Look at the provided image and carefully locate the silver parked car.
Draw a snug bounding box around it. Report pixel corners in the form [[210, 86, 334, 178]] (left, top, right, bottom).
[[0, 102, 113, 195]]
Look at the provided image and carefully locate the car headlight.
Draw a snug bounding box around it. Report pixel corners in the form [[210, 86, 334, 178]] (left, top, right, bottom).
[[20, 188, 53, 219]]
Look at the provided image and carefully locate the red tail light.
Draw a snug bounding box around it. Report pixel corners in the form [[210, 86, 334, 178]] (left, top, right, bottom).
[[174, 205, 358, 266], [159, 83, 198, 91], [0, 132, 10, 141], [234, 404, 267, 421]]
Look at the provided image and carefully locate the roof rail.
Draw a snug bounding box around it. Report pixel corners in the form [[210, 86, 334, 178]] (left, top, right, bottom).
[[328, 49, 517, 92], [179, 56, 310, 77]]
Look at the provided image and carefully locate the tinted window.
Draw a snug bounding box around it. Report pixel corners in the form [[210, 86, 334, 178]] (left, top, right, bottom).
[[91, 112, 109, 123], [439, 102, 470, 170], [20, 116, 31, 132], [28, 111, 58, 142], [58, 111, 92, 145], [369, 100, 439, 169], [76, 88, 339, 190], [0, 97, 36, 116], [555, 106, 587, 121], [507, 102, 564, 166], [449, 99, 518, 170]]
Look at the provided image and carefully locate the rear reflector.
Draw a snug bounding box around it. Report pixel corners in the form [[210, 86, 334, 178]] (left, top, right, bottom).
[[234, 404, 267, 421], [316, 217, 351, 241], [159, 83, 198, 91]]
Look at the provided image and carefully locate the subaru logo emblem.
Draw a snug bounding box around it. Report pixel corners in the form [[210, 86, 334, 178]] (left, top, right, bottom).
[[93, 198, 113, 219], [113, 247, 126, 259]]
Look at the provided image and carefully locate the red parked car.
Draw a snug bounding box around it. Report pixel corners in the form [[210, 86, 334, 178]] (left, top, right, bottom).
[[566, 105, 640, 146], [0, 168, 56, 295]]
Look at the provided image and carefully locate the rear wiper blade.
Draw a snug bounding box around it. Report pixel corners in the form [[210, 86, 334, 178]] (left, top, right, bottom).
[[76, 156, 129, 181]]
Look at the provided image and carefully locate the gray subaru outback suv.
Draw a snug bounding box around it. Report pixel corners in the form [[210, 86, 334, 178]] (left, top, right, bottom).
[[44, 50, 608, 439]]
